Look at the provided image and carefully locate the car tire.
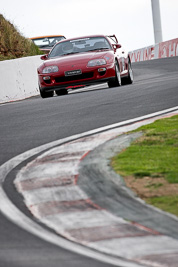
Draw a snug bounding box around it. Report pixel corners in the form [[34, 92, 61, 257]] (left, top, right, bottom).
[[40, 90, 54, 98], [108, 61, 121, 88], [55, 89, 68, 96], [122, 60, 133, 85]]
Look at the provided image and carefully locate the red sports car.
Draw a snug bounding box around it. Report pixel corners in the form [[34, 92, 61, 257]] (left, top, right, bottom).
[[37, 34, 133, 98]]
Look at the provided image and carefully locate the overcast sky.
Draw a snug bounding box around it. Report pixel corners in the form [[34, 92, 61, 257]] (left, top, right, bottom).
[[1, 0, 178, 51]]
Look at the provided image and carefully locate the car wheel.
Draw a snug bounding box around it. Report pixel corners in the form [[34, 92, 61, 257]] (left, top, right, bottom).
[[55, 89, 68, 96], [108, 61, 121, 88], [122, 60, 133, 85], [40, 90, 54, 98]]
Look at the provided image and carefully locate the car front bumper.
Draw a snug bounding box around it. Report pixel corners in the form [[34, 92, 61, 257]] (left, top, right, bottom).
[[38, 63, 116, 92]]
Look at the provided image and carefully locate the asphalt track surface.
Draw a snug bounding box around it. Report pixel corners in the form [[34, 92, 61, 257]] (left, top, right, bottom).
[[0, 56, 178, 267]]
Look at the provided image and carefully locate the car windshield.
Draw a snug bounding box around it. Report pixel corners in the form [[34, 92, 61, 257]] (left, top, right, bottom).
[[32, 36, 65, 48], [48, 37, 112, 58]]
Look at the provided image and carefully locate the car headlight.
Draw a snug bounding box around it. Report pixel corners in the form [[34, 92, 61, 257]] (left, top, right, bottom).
[[87, 59, 106, 67], [42, 66, 59, 73]]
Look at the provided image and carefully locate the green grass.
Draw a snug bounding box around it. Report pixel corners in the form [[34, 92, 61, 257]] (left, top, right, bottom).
[[146, 196, 178, 216], [111, 115, 178, 215], [112, 115, 178, 183]]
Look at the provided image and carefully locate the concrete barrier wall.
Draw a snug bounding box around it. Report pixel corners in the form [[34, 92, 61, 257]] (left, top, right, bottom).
[[0, 38, 178, 104], [0, 55, 42, 104], [129, 38, 178, 63]]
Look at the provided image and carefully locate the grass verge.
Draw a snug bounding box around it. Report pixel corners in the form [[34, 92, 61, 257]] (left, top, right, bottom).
[[0, 14, 43, 60], [111, 115, 178, 216]]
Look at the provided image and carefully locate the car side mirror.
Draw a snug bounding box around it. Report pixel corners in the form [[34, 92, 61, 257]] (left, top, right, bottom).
[[115, 44, 122, 49], [112, 44, 122, 52], [40, 54, 48, 60]]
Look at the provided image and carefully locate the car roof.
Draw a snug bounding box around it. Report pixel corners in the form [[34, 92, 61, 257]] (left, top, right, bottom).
[[30, 35, 65, 40]]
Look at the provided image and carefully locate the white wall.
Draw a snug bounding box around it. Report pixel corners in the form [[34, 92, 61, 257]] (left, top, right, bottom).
[[0, 55, 42, 104], [129, 38, 178, 63]]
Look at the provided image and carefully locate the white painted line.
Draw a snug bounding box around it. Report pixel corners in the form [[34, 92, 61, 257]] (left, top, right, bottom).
[[24, 185, 88, 206], [68, 83, 108, 94], [41, 210, 126, 231], [16, 161, 79, 181], [89, 235, 178, 259]]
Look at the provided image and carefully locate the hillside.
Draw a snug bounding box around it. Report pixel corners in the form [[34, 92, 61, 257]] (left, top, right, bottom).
[[0, 14, 42, 60]]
